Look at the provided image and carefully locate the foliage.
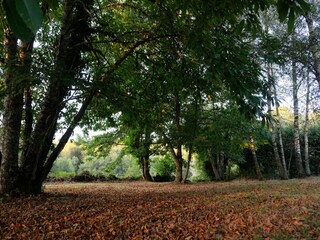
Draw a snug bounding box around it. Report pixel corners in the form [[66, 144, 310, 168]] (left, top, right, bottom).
[[151, 154, 176, 182], [0, 0, 316, 196], [2, 0, 43, 41]]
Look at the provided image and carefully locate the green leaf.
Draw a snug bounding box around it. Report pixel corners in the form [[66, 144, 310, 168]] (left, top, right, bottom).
[[287, 8, 295, 33], [3, 0, 34, 41], [15, 0, 43, 33], [277, 0, 289, 22], [235, 20, 245, 35], [296, 0, 311, 12]]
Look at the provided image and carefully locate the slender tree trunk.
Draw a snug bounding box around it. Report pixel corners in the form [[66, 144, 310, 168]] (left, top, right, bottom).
[[273, 82, 288, 178], [42, 92, 95, 181], [267, 64, 288, 180], [292, 58, 305, 178], [0, 30, 23, 195], [207, 149, 221, 180], [250, 136, 264, 180], [182, 145, 192, 183], [267, 100, 288, 179], [304, 12, 320, 89], [304, 70, 311, 176]]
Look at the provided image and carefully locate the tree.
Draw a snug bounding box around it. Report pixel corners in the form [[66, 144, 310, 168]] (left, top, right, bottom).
[[0, 0, 311, 195], [303, 0, 320, 89], [291, 29, 306, 178], [303, 67, 312, 176], [259, 12, 289, 179]]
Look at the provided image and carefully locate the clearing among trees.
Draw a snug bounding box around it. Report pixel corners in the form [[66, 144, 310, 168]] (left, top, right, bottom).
[[1, 178, 320, 239]]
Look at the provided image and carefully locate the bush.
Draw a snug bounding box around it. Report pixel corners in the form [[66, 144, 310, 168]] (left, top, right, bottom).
[[73, 171, 96, 182], [153, 174, 174, 182], [151, 154, 176, 182]]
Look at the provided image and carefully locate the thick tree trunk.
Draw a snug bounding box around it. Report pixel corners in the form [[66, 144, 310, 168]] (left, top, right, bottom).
[[19, 0, 94, 194], [182, 145, 192, 183], [168, 90, 184, 183], [165, 134, 183, 183], [292, 59, 305, 178], [142, 156, 153, 182], [207, 149, 221, 181], [304, 71, 311, 176], [250, 136, 264, 180], [169, 142, 183, 183], [175, 154, 183, 183], [19, 39, 34, 168], [0, 30, 23, 195], [218, 152, 225, 180], [226, 159, 232, 181], [142, 129, 153, 182]]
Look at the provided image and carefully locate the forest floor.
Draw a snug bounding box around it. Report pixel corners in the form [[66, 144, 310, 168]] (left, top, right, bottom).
[[1, 178, 320, 239]]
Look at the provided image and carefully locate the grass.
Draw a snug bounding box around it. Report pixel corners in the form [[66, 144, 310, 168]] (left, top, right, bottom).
[[0, 178, 320, 239]]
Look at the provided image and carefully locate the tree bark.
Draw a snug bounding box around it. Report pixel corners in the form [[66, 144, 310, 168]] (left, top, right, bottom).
[[164, 133, 183, 183], [207, 149, 221, 181], [250, 136, 264, 180], [175, 152, 183, 183], [267, 64, 288, 180], [142, 128, 153, 182], [226, 159, 232, 181], [292, 58, 305, 178], [182, 145, 192, 183], [0, 29, 23, 195], [273, 82, 288, 178], [304, 70, 311, 176], [166, 90, 183, 183], [19, 0, 81, 193], [218, 152, 225, 180], [142, 156, 153, 182], [19, 39, 34, 168]]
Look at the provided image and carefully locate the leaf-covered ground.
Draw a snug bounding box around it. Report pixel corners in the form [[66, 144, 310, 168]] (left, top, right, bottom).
[[1, 178, 320, 239]]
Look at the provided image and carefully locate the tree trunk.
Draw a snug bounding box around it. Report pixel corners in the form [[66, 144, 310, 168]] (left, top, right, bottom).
[[19, 0, 82, 194], [170, 90, 183, 183], [267, 64, 288, 180], [218, 152, 225, 180], [268, 98, 287, 179], [304, 70, 311, 176], [182, 145, 192, 183], [165, 133, 183, 183], [273, 82, 288, 178], [207, 149, 221, 181], [19, 39, 34, 168], [292, 58, 305, 178], [175, 154, 183, 183], [304, 12, 320, 89], [1, 0, 95, 195], [0, 30, 23, 195], [226, 159, 232, 181], [142, 156, 153, 182], [250, 136, 264, 180]]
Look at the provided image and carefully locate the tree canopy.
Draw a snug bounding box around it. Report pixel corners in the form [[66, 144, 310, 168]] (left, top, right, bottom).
[[0, 0, 317, 196]]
